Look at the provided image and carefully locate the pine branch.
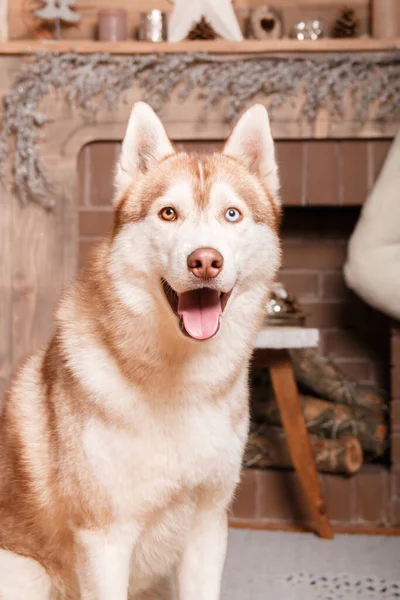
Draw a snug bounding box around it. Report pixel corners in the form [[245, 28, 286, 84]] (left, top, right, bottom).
[[0, 52, 399, 208]]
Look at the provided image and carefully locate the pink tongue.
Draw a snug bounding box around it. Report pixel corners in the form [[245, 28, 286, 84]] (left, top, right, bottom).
[[178, 289, 222, 340]]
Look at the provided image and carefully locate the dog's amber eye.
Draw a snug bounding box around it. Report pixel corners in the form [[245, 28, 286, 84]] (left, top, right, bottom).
[[159, 207, 177, 222], [225, 208, 242, 223]]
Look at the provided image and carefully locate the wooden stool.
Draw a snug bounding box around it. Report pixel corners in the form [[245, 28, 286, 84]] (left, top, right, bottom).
[[254, 327, 333, 540]]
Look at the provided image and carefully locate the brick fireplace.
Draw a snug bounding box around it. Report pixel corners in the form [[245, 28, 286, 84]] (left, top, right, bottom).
[[77, 137, 396, 529], [1, 46, 398, 532]]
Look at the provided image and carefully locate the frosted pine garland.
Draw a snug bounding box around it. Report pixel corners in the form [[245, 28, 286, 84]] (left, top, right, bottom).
[[0, 51, 399, 208]]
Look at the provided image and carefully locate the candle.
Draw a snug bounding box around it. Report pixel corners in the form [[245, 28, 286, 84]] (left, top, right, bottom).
[[98, 9, 128, 42], [138, 10, 167, 42]]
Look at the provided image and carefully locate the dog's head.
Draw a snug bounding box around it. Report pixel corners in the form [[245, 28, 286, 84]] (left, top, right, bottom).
[[111, 102, 281, 341]]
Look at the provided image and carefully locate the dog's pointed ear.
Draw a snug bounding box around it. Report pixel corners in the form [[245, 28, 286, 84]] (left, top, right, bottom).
[[223, 105, 279, 198], [114, 102, 174, 198]]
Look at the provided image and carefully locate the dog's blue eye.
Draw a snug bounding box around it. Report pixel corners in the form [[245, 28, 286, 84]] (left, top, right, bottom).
[[225, 208, 241, 223]]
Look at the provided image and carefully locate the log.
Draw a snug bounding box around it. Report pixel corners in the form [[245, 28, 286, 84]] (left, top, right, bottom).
[[251, 392, 387, 458], [289, 347, 387, 410], [244, 425, 363, 475]]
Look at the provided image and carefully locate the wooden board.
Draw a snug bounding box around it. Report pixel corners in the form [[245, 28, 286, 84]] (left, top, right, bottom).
[[8, 0, 370, 41], [0, 38, 398, 55], [261, 349, 333, 538], [0, 58, 21, 396], [0, 181, 12, 399], [0, 58, 78, 377]]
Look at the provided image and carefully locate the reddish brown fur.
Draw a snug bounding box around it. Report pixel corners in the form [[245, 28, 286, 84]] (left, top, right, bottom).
[[114, 152, 280, 234], [0, 303, 115, 593], [113, 177, 168, 236], [0, 140, 279, 597]]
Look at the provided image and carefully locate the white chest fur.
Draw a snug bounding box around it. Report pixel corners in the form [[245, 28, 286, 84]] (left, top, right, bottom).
[[83, 387, 247, 519], [81, 386, 247, 582]]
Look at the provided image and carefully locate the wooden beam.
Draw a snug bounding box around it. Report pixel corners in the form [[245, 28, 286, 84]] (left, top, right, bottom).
[[0, 38, 398, 55]]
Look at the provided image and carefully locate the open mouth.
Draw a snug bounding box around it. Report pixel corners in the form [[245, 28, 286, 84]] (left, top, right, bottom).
[[162, 279, 232, 341]]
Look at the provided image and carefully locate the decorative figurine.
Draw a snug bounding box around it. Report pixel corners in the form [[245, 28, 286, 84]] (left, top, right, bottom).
[[34, 0, 80, 40], [249, 5, 283, 40], [291, 20, 324, 41], [332, 7, 359, 38], [168, 0, 243, 42], [187, 16, 217, 40]]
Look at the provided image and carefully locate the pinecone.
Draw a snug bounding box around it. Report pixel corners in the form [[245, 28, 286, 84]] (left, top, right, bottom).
[[187, 16, 217, 40], [332, 7, 359, 38]]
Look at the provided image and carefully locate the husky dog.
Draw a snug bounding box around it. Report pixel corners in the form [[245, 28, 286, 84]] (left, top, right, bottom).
[[0, 102, 281, 599]]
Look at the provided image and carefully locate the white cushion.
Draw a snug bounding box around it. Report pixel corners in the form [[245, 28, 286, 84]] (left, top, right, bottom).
[[344, 132, 400, 320]]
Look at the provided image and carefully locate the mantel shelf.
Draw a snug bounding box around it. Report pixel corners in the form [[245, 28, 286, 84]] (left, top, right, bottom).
[[0, 38, 399, 55]]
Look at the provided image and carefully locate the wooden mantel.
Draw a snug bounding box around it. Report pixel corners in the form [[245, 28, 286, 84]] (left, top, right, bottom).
[[0, 38, 399, 55]]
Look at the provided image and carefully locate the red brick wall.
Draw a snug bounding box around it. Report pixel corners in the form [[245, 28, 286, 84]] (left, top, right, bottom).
[[280, 207, 390, 388], [78, 139, 392, 389]]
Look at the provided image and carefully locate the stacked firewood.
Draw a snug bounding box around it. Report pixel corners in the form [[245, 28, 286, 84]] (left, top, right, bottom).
[[246, 348, 388, 476]]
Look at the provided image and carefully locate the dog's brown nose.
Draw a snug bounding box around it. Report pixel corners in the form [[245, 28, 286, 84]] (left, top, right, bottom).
[[187, 248, 223, 279]]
